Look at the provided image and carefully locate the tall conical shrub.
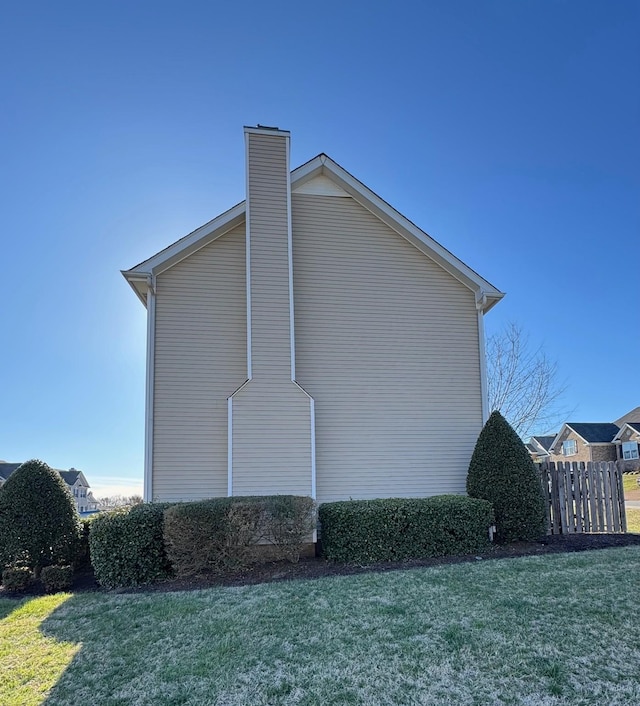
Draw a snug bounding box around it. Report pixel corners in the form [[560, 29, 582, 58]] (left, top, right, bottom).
[[467, 411, 547, 543], [0, 459, 80, 574]]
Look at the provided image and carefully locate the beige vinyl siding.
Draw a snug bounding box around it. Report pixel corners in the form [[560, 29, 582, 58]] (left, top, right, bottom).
[[230, 131, 313, 496], [231, 382, 312, 497], [152, 224, 246, 501], [292, 193, 483, 504], [246, 133, 292, 380]]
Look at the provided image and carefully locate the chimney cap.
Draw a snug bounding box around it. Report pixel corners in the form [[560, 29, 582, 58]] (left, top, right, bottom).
[[244, 125, 290, 137]]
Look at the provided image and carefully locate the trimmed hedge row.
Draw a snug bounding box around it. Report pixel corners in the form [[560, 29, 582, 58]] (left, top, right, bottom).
[[89, 496, 315, 588], [319, 495, 495, 563], [164, 495, 316, 577], [89, 503, 174, 589]]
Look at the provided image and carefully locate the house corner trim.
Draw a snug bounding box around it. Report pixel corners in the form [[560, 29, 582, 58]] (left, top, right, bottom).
[[144, 277, 156, 502]]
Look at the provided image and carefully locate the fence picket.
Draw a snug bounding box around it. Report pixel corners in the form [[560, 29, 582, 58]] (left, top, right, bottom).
[[610, 462, 621, 532], [539, 460, 626, 535], [601, 462, 613, 532], [579, 462, 590, 532], [617, 461, 627, 532], [588, 462, 599, 532]]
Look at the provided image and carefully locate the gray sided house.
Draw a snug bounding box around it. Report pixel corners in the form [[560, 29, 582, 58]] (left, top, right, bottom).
[[123, 126, 504, 504]]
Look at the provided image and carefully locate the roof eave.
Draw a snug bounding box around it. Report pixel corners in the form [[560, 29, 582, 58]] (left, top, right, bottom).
[[122, 152, 505, 312]]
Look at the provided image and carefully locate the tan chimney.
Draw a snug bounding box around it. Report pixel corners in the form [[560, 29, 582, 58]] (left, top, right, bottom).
[[227, 126, 315, 499]]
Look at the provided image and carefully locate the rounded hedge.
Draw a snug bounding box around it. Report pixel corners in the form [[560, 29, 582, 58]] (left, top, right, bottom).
[[466, 410, 547, 543], [0, 459, 80, 573], [89, 503, 174, 589]]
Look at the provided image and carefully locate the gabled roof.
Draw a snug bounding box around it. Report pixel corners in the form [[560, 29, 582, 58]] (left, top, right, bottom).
[[0, 463, 90, 488], [550, 422, 620, 452], [531, 435, 555, 452], [613, 422, 640, 442], [122, 153, 504, 313], [0, 462, 21, 482], [59, 470, 81, 485], [59, 469, 89, 487], [615, 407, 640, 427], [566, 423, 620, 443]]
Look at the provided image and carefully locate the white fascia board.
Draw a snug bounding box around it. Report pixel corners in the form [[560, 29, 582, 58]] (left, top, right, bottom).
[[316, 156, 505, 313], [121, 272, 149, 307], [123, 202, 246, 279], [122, 151, 504, 313], [613, 424, 634, 442], [549, 424, 589, 452]]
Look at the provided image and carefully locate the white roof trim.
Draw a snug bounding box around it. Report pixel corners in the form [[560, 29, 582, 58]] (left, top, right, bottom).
[[549, 423, 592, 452], [122, 153, 504, 312], [613, 423, 640, 442]]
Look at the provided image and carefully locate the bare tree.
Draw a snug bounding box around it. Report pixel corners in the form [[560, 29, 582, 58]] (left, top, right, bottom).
[[97, 494, 144, 511], [486, 322, 570, 439]]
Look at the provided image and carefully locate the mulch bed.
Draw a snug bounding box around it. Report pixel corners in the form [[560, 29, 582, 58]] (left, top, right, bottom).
[[4, 533, 640, 599], [120, 532, 640, 595]]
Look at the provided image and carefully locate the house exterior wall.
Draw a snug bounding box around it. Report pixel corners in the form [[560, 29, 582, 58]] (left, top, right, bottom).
[[550, 428, 591, 463], [549, 428, 617, 465], [152, 224, 247, 501], [292, 192, 483, 503], [617, 426, 640, 471], [590, 444, 617, 463]]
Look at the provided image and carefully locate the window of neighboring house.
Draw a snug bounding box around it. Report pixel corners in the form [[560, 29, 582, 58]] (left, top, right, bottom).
[[622, 441, 639, 460], [562, 439, 577, 456]]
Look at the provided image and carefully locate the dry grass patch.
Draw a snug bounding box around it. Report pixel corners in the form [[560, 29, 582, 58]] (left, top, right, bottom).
[[626, 508, 640, 533], [5, 548, 640, 705]]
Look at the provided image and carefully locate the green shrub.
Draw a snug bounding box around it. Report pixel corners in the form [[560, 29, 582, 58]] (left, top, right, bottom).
[[2, 566, 33, 593], [0, 459, 80, 575], [89, 503, 174, 589], [40, 565, 74, 593], [265, 495, 316, 562], [467, 410, 547, 543], [74, 517, 96, 571], [164, 495, 316, 577], [164, 498, 236, 577], [319, 495, 494, 563]]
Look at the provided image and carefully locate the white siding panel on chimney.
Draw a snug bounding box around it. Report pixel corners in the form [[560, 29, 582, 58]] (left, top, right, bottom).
[[292, 193, 482, 504], [152, 224, 247, 501]]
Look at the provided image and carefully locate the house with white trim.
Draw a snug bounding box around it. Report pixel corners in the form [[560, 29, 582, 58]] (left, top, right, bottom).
[[123, 126, 504, 504], [0, 462, 99, 514]]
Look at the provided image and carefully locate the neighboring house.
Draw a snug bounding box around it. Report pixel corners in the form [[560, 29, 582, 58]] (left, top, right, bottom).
[[0, 462, 21, 487], [613, 422, 640, 472], [526, 435, 555, 463], [0, 462, 99, 514], [548, 423, 620, 464], [58, 469, 97, 514], [123, 126, 504, 504], [615, 407, 640, 428]]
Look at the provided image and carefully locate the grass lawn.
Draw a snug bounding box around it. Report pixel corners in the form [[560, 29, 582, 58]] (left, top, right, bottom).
[[626, 508, 640, 533], [3, 547, 640, 705], [623, 472, 640, 500]]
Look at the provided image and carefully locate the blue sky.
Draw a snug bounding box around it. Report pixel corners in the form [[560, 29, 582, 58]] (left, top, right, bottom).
[[1, 1, 638, 496]]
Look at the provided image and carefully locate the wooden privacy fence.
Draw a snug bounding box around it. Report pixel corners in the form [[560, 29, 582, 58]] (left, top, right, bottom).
[[539, 461, 627, 535]]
